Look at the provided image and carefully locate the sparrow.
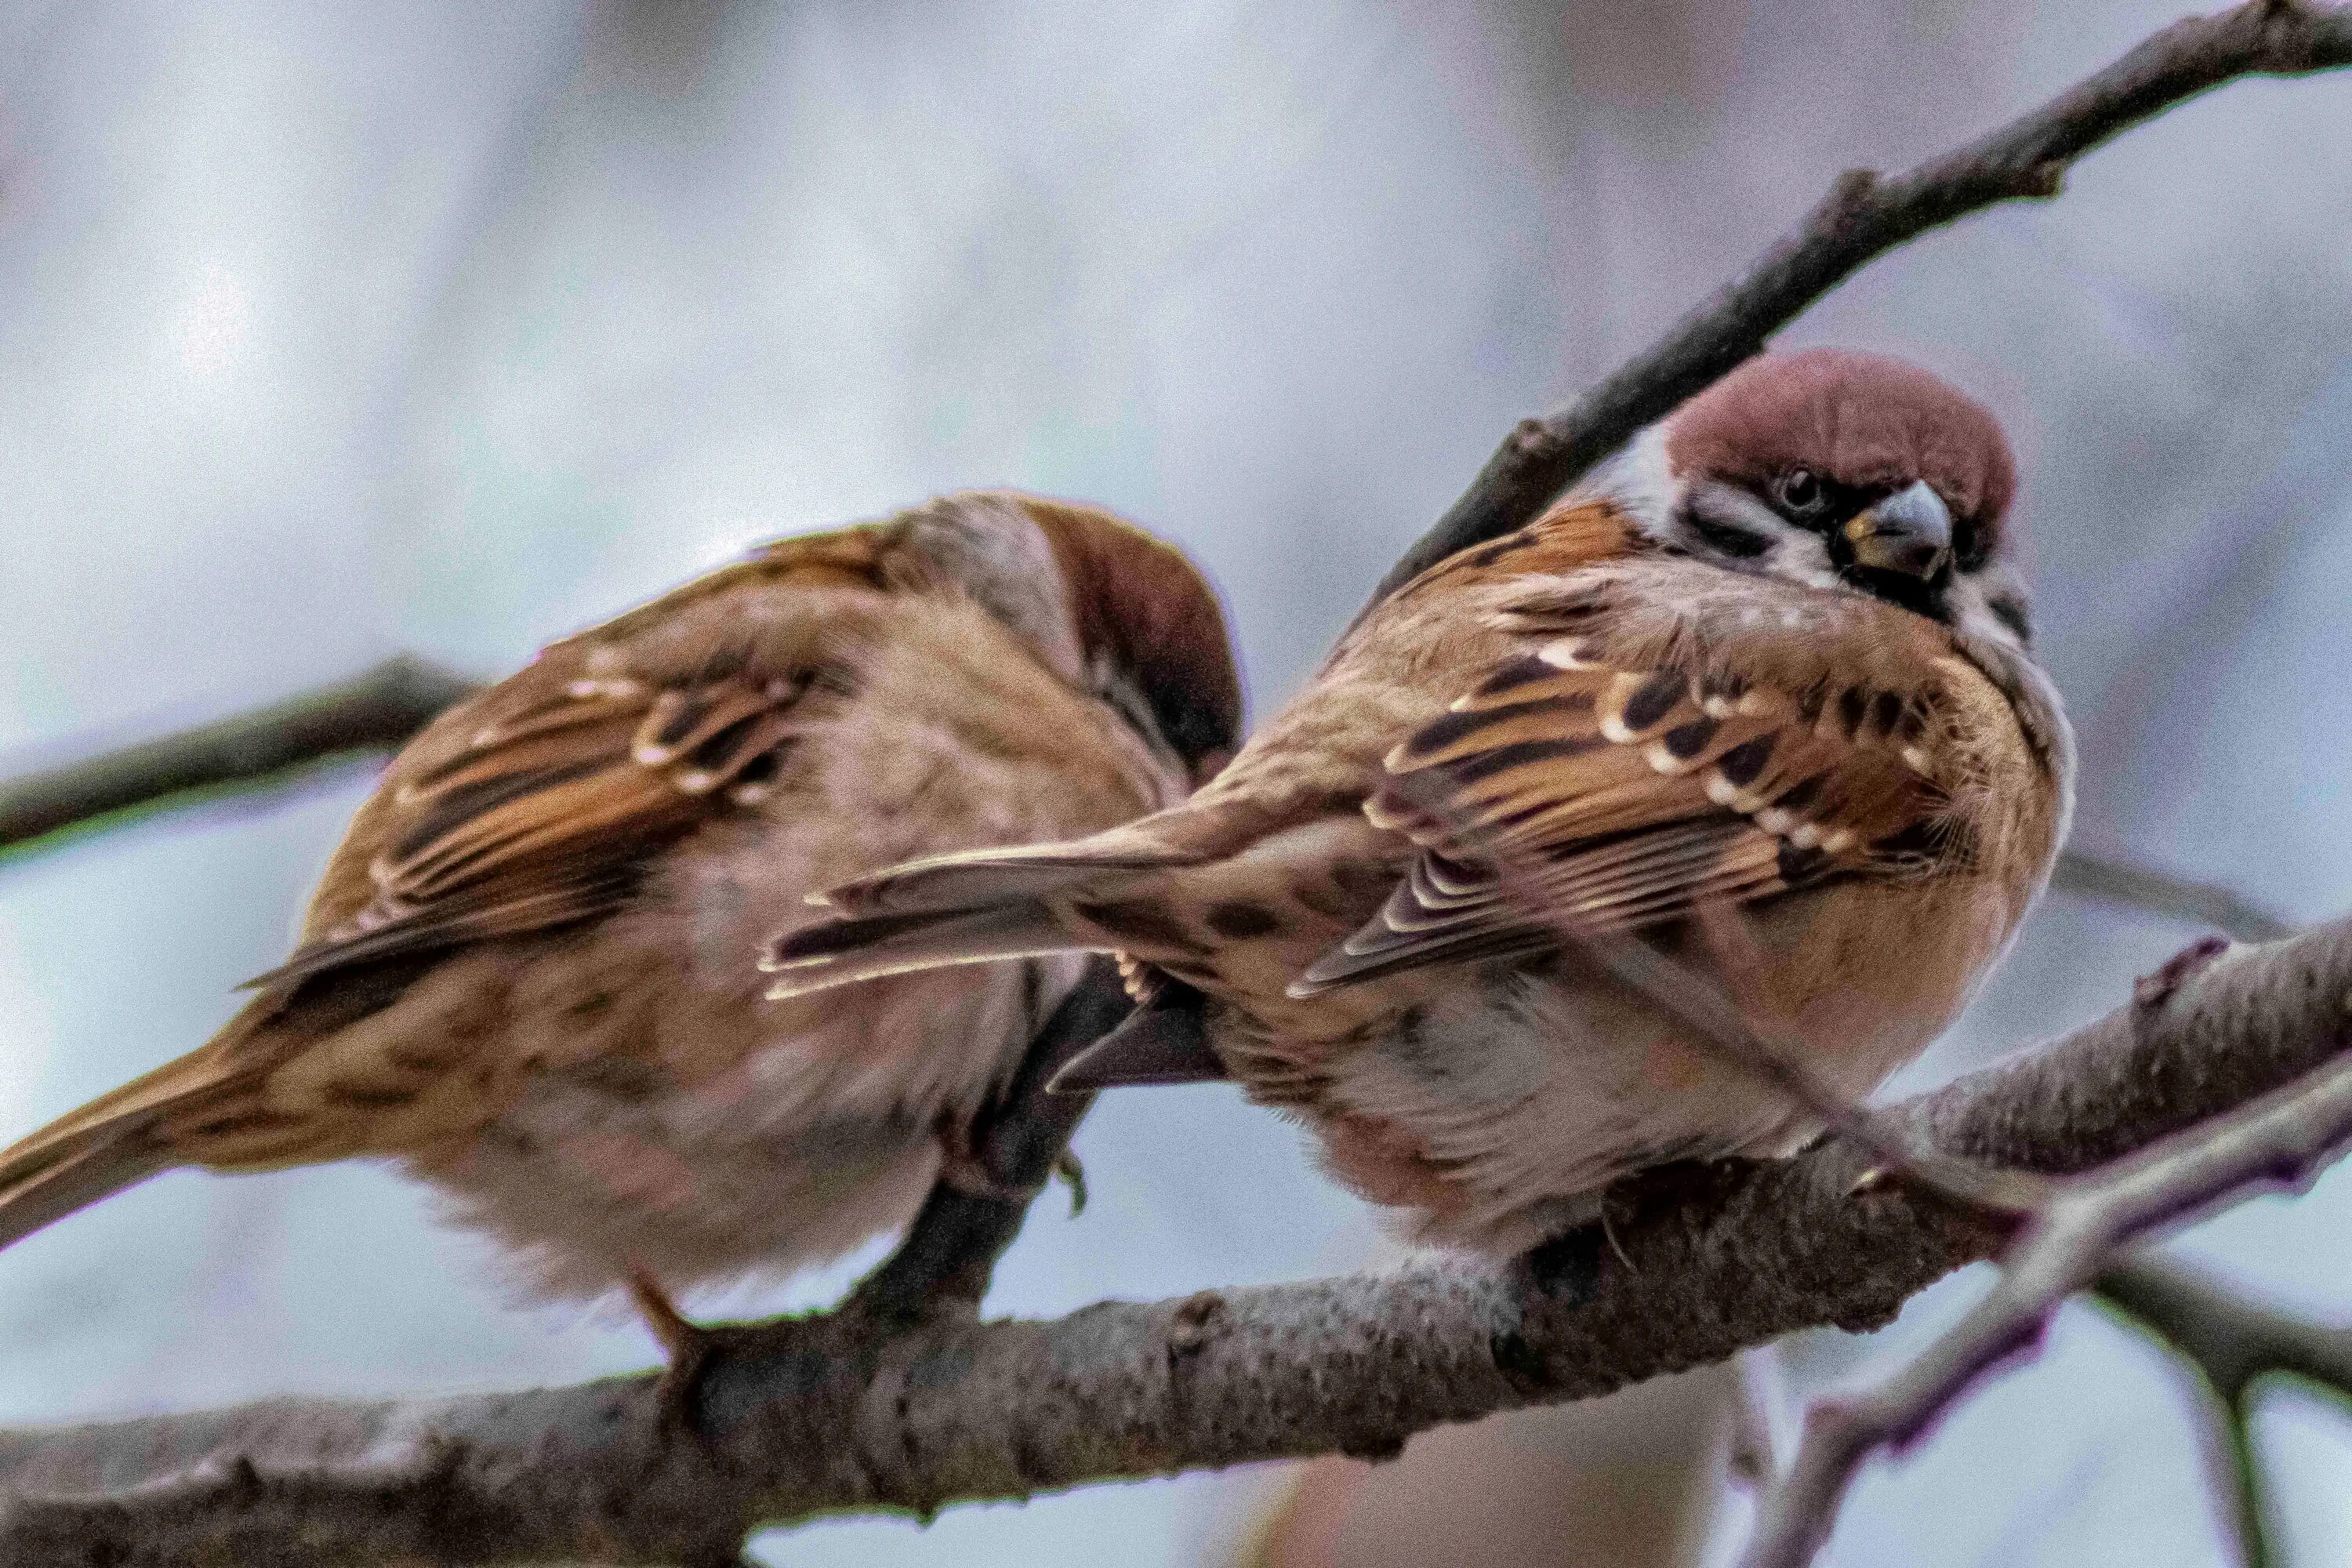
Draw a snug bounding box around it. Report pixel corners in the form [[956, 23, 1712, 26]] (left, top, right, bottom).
[[767, 350, 2074, 1253], [0, 491, 1241, 1306]]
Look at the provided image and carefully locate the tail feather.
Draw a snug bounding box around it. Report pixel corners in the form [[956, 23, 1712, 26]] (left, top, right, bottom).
[[764, 898, 1094, 997], [0, 1138, 173, 1252], [813, 832, 1201, 919], [0, 1043, 248, 1254], [774, 808, 1247, 996]]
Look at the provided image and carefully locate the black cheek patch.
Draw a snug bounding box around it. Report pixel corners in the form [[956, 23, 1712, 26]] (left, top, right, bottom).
[[1986, 595, 2033, 641], [1690, 513, 1771, 559]]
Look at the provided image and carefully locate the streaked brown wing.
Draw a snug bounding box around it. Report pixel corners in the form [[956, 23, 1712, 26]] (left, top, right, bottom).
[[254, 662, 825, 990], [1292, 589, 1956, 995]]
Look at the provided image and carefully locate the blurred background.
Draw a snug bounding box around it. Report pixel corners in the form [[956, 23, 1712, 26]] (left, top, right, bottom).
[[1, 2, 2348, 1563]]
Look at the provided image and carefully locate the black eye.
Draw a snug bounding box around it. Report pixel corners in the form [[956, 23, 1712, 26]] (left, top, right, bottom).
[[1986, 595, 2032, 641], [1774, 467, 1826, 517]]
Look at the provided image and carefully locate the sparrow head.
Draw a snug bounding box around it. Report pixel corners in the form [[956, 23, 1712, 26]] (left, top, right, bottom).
[[885, 491, 1242, 784], [1022, 496, 1245, 783], [1607, 348, 2031, 655]]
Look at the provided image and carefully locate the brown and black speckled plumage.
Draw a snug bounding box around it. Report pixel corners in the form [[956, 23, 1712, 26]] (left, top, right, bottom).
[[0, 492, 1240, 1303], [771, 353, 2073, 1252]]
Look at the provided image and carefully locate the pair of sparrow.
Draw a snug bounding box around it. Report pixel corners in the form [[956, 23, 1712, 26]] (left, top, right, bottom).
[[0, 350, 2071, 1323]]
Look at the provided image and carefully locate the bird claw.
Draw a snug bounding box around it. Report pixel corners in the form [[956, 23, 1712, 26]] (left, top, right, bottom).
[[1053, 1150, 1088, 1217], [1847, 1165, 1895, 1197], [626, 1268, 728, 1439]]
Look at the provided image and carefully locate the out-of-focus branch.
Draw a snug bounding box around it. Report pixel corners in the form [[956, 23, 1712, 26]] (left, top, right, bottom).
[[0, 656, 479, 855], [5, 916, 2352, 1565], [1740, 1030, 2352, 1568], [2096, 1254, 2352, 1422], [2095, 1254, 2352, 1566], [2053, 851, 2293, 942], [2089, 1256, 2352, 1568], [1364, 0, 2352, 608]]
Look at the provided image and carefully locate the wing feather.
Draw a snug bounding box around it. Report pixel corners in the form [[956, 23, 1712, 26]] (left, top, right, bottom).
[[254, 664, 829, 991], [1293, 583, 1965, 996]]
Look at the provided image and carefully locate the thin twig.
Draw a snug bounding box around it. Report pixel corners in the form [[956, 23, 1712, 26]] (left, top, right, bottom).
[[2096, 1254, 2352, 1410], [2095, 1250, 2352, 1566], [1363, 0, 2352, 610], [1726, 1350, 1782, 1490], [1740, 1045, 2352, 1568], [6, 913, 2352, 1563], [1387, 764, 2045, 1217], [2053, 851, 2293, 942], [0, 656, 478, 855], [2198, 1385, 2274, 1568]]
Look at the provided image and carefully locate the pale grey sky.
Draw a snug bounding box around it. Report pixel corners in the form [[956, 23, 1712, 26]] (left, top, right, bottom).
[[1, 4, 2348, 1563]]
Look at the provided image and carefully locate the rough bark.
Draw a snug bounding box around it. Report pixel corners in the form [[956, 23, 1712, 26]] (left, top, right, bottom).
[[2, 918, 2348, 1565]]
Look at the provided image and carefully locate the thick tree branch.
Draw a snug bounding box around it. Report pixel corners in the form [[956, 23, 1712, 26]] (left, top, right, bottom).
[[1364, 0, 2352, 608], [0, 656, 478, 855], [5, 916, 2352, 1564]]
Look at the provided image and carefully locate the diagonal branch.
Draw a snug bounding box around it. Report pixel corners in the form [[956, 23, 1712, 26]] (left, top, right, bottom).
[[839, 959, 1128, 1327], [2052, 851, 2293, 942], [1363, 0, 2352, 608], [1740, 1036, 2352, 1568], [4, 914, 2352, 1565], [2088, 1255, 2352, 1568], [0, 656, 479, 855]]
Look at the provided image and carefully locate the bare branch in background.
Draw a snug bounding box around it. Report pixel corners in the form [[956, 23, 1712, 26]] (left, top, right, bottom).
[[1726, 1352, 1782, 1491], [2096, 1254, 2352, 1436], [2092, 1254, 2352, 1566], [2053, 851, 2293, 942], [1364, 0, 2352, 608], [1740, 1022, 2352, 1568], [2, 4, 2350, 1565], [6, 915, 2352, 1564], [0, 656, 478, 855]]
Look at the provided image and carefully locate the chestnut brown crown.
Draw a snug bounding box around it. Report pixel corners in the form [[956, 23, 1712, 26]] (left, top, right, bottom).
[[1666, 347, 2016, 567], [1023, 498, 1245, 781]]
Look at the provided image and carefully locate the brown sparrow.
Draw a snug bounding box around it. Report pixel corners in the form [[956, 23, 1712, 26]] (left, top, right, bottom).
[[0, 492, 1240, 1303], [768, 350, 2074, 1253]]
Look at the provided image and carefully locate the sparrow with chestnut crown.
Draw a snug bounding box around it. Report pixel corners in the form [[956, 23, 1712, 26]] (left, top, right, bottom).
[[769, 350, 2072, 1251]]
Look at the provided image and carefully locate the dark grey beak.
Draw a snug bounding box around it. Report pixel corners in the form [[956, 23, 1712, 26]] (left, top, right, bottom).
[[1844, 480, 1953, 580]]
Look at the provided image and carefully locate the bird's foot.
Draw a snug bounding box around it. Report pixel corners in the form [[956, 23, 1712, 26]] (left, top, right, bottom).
[[626, 1268, 738, 1439], [1052, 1149, 1087, 1216]]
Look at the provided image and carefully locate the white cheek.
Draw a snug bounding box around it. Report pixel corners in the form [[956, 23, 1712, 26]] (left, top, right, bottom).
[[1948, 577, 2031, 655], [1766, 537, 1842, 593]]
